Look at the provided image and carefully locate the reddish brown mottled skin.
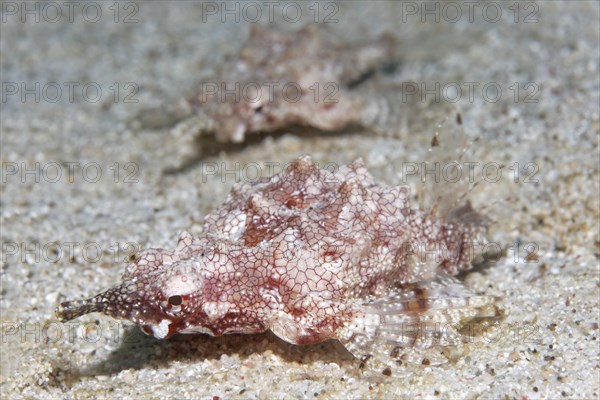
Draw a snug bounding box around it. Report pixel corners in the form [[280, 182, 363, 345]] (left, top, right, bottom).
[[57, 156, 499, 356], [168, 24, 399, 144]]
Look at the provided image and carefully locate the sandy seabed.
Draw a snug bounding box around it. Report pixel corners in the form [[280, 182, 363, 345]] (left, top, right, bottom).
[[1, 1, 599, 399]]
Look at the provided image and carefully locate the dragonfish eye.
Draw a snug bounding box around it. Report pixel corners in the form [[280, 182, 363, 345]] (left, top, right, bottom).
[[168, 295, 183, 306]]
